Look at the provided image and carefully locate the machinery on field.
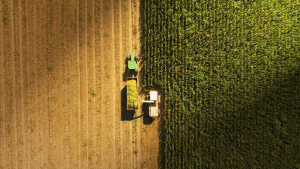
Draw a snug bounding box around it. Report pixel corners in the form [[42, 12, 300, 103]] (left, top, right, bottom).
[[142, 90, 160, 117], [125, 53, 161, 118], [127, 77, 138, 110], [127, 52, 138, 72]]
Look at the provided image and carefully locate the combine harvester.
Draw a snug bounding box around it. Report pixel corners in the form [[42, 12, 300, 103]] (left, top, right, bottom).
[[142, 90, 160, 117]]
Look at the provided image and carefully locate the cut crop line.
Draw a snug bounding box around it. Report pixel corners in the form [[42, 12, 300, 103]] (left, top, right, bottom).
[[111, 0, 116, 168], [26, 0, 30, 167], [85, 0, 88, 168], [56, 0, 63, 167], [0, 0, 5, 167], [118, 0, 123, 168], [100, 0, 104, 167], [33, 0, 39, 166], [92, 0, 96, 167], [11, 1, 17, 168], [76, 0, 81, 168], [64, 0, 70, 166], [42, 0, 48, 168], [18, 0, 25, 168]]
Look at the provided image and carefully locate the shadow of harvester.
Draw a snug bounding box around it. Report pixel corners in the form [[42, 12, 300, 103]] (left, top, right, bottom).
[[142, 102, 155, 125]]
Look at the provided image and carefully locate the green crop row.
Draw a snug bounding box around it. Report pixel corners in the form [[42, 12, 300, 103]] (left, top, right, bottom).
[[143, 0, 300, 168]]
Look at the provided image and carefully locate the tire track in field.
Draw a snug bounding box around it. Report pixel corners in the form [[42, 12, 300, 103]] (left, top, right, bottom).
[[83, 0, 88, 168], [4, 0, 11, 167], [59, 0, 68, 167], [4, 0, 16, 168], [36, 0, 48, 167], [13, 0, 20, 167], [121, 0, 131, 168], [59, 0, 65, 167], [50, 1, 59, 167], [67, 0, 80, 167], [11, 0, 17, 168], [113, 0, 122, 168], [17, 0, 24, 167], [101, 0, 104, 166], [85, 0, 89, 167], [117, 0, 124, 167], [30, 0, 37, 167], [46, 0, 54, 167], [90, 0, 96, 167], [61, 0, 70, 168], [21, 0, 28, 167], [33, 0, 40, 167], [78, 0, 88, 168], [102, 0, 115, 168], [12, 0, 22, 168], [26, 0, 31, 166], [54, 0, 64, 167], [62, 0, 70, 167], [86, 0, 96, 168], [111, 0, 117, 168], [132, 1, 142, 168], [76, 0, 81, 167], [94, 0, 103, 167], [0, 0, 5, 167]]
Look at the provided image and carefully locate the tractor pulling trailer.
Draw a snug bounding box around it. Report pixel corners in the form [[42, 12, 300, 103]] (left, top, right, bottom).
[[126, 52, 160, 117]]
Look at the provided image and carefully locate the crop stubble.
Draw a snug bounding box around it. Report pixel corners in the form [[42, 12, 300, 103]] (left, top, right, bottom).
[[0, 0, 160, 168]]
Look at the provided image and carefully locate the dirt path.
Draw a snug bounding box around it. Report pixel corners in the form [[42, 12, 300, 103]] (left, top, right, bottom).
[[0, 0, 161, 169]]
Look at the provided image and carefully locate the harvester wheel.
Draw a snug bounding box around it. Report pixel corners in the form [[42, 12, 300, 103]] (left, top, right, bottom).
[[135, 54, 138, 60], [127, 54, 130, 60]]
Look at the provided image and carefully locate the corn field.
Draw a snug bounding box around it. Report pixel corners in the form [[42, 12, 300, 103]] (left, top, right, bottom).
[[143, 0, 300, 168]]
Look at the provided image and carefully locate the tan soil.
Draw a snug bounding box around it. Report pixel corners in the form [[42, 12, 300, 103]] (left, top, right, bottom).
[[0, 0, 162, 169]]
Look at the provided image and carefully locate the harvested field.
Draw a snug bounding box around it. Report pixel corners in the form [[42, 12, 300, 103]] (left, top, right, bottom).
[[0, 0, 161, 169]]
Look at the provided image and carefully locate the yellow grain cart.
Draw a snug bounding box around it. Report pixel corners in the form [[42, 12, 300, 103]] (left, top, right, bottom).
[[127, 77, 138, 110]]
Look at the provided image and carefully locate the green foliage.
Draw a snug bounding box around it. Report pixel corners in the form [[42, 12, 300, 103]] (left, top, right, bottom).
[[3, 17, 7, 25], [133, 27, 137, 35], [91, 89, 95, 96], [47, 65, 52, 72], [144, 0, 300, 168]]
